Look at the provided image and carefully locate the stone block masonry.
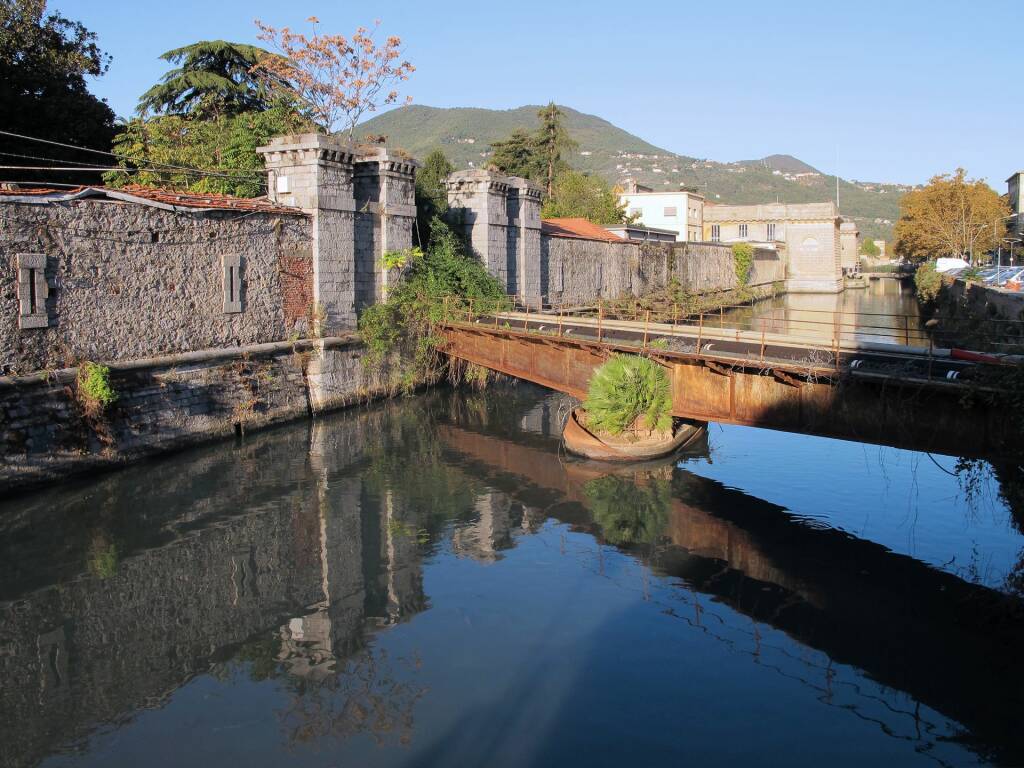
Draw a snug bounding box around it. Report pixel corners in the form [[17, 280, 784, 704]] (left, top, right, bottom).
[[540, 237, 784, 306], [259, 136, 418, 329], [0, 201, 313, 374], [0, 337, 401, 492]]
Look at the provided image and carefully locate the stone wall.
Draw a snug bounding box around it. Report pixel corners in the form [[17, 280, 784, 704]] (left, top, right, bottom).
[[542, 236, 784, 306], [0, 337, 401, 491], [0, 200, 312, 374]]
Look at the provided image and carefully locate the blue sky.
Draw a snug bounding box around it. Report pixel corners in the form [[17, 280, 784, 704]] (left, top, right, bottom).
[[56, 0, 1022, 186]]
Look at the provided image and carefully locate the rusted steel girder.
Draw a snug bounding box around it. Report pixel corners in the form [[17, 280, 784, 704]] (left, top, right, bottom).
[[440, 324, 1011, 459]]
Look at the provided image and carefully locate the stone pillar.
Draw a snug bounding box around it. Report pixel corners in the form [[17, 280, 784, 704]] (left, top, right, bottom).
[[354, 149, 419, 311], [508, 178, 544, 307], [258, 134, 357, 331], [444, 169, 512, 290], [840, 220, 860, 275]]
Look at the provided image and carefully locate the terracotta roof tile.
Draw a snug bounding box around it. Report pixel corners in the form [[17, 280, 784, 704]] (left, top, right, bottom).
[[0, 184, 304, 215], [541, 217, 625, 243]]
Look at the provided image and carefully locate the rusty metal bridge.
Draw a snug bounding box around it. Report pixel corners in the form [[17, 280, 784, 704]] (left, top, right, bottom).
[[439, 301, 1018, 458]]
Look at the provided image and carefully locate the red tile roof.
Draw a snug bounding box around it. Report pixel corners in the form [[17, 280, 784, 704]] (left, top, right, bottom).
[[541, 217, 625, 243], [0, 184, 304, 215]]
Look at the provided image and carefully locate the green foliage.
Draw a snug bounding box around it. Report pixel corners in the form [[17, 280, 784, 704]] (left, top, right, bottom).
[[488, 128, 545, 182], [414, 149, 454, 245], [382, 246, 422, 272], [732, 242, 754, 286], [137, 40, 282, 117], [0, 0, 116, 184], [541, 170, 628, 224], [357, 105, 905, 242], [914, 261, 943, 303], [860, 238, 881, 257], [76, 361, 117, 417], [583, 354, 672, 436], [87, 539, 118, 579], [535, 102, 577, 194], [103, 105, 313, 196], [358, 218, 510, 386], [585, 474, 671, 546]]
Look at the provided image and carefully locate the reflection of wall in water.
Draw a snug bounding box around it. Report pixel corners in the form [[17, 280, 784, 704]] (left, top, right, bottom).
[[0, 406, 431, 768], [452, 491, 516, 562]]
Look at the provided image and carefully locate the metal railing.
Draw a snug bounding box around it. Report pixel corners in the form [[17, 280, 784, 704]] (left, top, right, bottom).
[[441, 295, 1024, 356]]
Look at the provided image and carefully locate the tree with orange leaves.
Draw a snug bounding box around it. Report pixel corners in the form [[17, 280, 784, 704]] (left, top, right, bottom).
[[251, 16, 413, 139]]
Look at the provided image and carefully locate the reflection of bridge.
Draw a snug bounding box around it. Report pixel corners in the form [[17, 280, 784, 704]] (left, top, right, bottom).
[[435, 420, 1024, 765], [441, 305, 1015, 458]]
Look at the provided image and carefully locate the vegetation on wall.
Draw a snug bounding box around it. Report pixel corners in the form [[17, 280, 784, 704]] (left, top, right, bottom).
[[414, 149, 454, 245], [583, 354, 672, 436], [913, 261, 943, 304], [76, 361, 117, 418], [894, 169, 1009, 264], [357, 218, 510, 389], [731, 242, 753, 286]]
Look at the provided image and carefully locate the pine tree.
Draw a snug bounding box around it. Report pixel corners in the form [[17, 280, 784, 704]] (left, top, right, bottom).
[[535, 102, 577, 196], [137, 40, 283, 118]]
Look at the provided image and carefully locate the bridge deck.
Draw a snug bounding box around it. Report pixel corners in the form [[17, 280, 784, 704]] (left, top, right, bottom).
[[440, 309, 1014, 459]]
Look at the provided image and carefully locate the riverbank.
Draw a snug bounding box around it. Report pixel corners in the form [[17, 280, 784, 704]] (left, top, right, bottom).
[[0, 336, 400, 493]]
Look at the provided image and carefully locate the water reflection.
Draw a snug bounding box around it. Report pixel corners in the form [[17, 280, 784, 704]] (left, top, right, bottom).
[[0, 386, 1022, 767], [723, 277, 929, 345]]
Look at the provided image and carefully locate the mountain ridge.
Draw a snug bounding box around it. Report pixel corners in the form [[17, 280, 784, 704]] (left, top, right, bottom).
[[358, 105, 909, 241]]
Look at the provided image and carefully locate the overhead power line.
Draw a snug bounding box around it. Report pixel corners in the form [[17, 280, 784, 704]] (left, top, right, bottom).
[[0, 129, 263, 181]]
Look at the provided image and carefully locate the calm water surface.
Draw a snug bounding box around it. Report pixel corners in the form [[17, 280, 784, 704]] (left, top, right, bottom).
[[723, 277, 930, 346], [2, 377, 1024, 768]]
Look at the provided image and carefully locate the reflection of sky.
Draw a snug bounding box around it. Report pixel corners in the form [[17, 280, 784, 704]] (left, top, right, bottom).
[[683, 423, 1019, 589]]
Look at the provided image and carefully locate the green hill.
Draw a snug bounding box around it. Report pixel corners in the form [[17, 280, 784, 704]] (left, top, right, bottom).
[[358, 105, 910, 242]]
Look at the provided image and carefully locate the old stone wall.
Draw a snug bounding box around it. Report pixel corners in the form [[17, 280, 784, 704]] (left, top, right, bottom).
[[0, 199, 313, 374], [542, 236, 784, 305], [0, 337, 400, 491]]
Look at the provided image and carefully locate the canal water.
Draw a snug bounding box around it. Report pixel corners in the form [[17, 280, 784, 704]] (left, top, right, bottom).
[[722, 277, 930, 346], [3, 380, 1024, 767]]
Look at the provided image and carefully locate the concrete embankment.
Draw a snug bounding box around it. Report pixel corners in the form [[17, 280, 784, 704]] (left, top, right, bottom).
[[0, 336, 397, 492]]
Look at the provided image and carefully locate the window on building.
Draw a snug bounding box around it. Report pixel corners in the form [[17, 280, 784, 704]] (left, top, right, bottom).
[[629, 208, 641, 218], [739, 224, 748, 238], [767, 223, 776, 241], [17, 253, 49, 329], [663, 206, 678, 218], [711, 225, 721, 242], [223, 254, 242, 313]]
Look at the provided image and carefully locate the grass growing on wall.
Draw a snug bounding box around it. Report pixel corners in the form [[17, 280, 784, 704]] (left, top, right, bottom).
[[76, 362, 117, 418], [914, 261, 943, 304], [358, 218, 511, 389], [732, 242, 754, 286], [583, 354, 672, 436]]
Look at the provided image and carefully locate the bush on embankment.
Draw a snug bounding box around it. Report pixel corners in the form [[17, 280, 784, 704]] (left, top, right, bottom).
[[914, 261, 943, 304], [583, 354, 672, 436], [357, 217, 510, 390]]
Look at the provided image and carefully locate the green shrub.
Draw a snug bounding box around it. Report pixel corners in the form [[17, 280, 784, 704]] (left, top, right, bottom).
[[583, 354, 672, 436], [732, 242, 754, 286], [914, 261, 943, 303], [76, 361, 117, 417], [358, 217, 510, 387]]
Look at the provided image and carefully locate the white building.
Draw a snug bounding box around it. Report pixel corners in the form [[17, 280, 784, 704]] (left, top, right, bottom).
[[618, 180, 704, 242]]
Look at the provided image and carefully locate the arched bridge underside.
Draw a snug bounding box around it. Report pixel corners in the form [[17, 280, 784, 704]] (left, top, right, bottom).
[[440, 312, 1015, 459]]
